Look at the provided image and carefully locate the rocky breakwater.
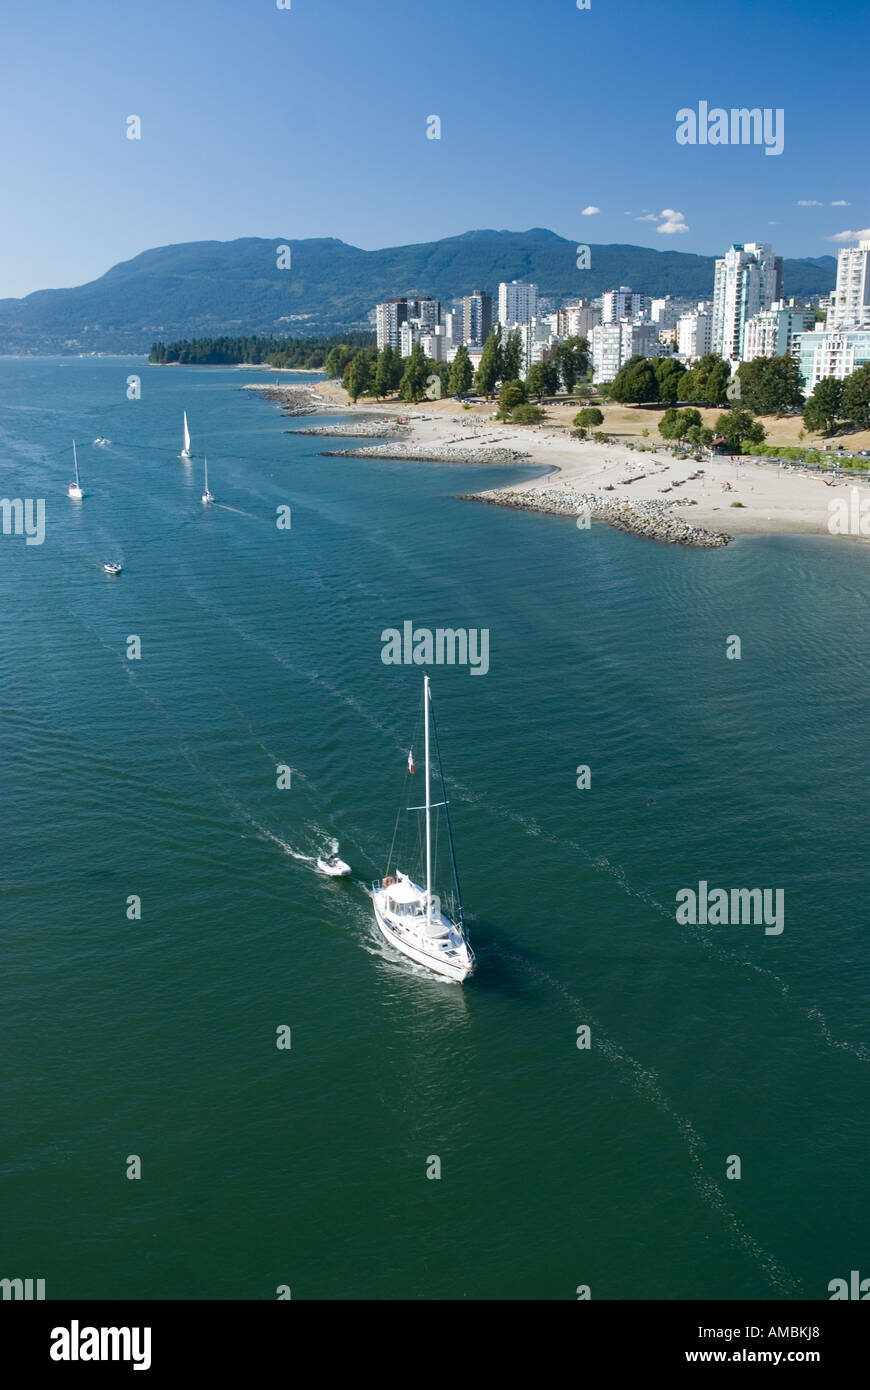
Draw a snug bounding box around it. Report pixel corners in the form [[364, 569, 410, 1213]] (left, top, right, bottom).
[[287, 420, 410, 438], [323, 442, 532, 466], [462, 484, 730, 547], [243, 383, 325, 416]]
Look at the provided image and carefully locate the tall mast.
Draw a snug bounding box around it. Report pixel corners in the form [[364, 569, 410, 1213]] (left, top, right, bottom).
[[424, 674, 431, 925], [73, 440, 79, 486]]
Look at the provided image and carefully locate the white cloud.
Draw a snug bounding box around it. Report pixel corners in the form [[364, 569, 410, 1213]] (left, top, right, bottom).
[[657, 209, 689, 235], [797, 199, 824, 207], [830, 199, 851, 207], [768, 221, 779, 226], [829, 227, 870, 242], [635, 213, 658, 222], [624, 210, 632, 216], [581, 205, 600, 216]]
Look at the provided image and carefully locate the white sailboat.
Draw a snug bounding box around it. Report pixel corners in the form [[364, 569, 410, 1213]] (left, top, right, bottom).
[[67, 441, 83, 500], [181, 411, 191, 459], [201, 456, 213, 504], [372, 675, 475, 982]]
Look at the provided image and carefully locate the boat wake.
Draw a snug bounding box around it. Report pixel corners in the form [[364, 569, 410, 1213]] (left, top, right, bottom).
[[498, 947, 802, 1298]]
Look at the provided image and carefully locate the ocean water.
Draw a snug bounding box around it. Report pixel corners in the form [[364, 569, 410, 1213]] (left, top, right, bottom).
[[0, 357, 867, 1301]]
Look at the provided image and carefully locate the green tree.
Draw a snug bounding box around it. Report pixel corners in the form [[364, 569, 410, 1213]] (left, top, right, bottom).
[[736, 355, 805, 415], [498, 379, 527, 414], [681, 354, 731, 406], [501, 329, 523, 384], [525, 361, 560, 400], [685, 423, 714, 447], [398, 342, 430, 403], [653, 356, 686, 405], [345, 352, 372, 402], [609, 356, 660, 404], [511, 404, 545, 424], [474, 325, 504, 398], [574, 406, 603, 428], [373, 344, 400, 398], [803, 376, 844, 435], [448, 344, 474, 400], [714, 408, 766, 452], [552, 336, 590, 393], [841, 364, 870, 430], [325, 344, 353, 379], [659, 406, 702, 440]]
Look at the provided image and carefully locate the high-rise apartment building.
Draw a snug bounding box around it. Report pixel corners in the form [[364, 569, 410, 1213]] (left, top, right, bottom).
[[557, 299, 601, 337], [498, 281, 538, 327], [376, 298, 410, 351], [602, 287, 650, 324], [677, 305, 713, 361], [796, 329, 870, 392], [741, 302, 815, 362], [462, 290, 493, 347], [711, 243, 782, 361], [826, 240, 870, 330], [591, 321, 665, 383]]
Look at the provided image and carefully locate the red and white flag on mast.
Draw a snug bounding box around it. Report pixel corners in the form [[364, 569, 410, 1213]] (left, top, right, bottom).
[[408, 749, 415, 775]]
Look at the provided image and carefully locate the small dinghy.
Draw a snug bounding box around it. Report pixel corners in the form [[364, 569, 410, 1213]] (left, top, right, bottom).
[[102, 562, 123, 575], [317, 853, 351, 878]]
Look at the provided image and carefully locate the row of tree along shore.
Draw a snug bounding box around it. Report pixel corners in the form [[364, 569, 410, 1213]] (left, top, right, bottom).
[[150, 330, 870, 450]]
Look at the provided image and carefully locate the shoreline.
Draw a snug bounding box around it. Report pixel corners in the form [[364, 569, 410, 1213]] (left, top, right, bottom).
[[247, 376, 870, 547]]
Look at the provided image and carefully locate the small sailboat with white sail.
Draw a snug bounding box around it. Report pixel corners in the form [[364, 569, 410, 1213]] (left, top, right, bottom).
[[68, 441, 83, 500], [371, 675, 474, 982], [201, 456, 214, 504], [181, 411, 191, 460]]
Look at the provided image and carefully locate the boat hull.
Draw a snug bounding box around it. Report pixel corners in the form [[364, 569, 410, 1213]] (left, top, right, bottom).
[[373, 891, 473, 983], [317, 858, 351, 877]]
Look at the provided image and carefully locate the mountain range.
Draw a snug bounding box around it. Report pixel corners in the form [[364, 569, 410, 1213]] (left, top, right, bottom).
[[0, 229, 837, 354]]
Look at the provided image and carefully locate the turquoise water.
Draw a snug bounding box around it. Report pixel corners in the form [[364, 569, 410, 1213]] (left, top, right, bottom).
[[1, 358, 867, 1300]]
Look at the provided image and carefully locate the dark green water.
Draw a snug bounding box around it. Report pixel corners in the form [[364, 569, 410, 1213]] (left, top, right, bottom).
[[1, 359, 867, 1300]]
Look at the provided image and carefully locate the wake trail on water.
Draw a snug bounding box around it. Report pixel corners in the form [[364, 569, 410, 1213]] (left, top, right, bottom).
[[460, 791, 870, 1067], [498, 948, 802, 1299]]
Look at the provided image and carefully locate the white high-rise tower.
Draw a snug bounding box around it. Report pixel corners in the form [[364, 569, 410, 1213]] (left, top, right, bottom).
[[712, 243, 782, 361], [827, 240, 870, 330]]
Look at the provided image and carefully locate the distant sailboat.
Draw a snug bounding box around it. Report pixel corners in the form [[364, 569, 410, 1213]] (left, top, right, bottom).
[[68, 441, 83, 500], [181, 411, 191, 459], [201, 456, 214, 504]]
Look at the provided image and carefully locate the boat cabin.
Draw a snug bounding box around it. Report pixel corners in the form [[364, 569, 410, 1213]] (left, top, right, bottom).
[[381, 874, 449, 937]]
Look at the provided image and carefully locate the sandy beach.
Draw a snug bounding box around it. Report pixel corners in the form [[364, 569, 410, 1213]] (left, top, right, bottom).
[[253, 377, 870, 545]]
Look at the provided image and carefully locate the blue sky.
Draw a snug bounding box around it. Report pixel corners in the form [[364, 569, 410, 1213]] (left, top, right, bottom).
[[1, 0, 867, 298]]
